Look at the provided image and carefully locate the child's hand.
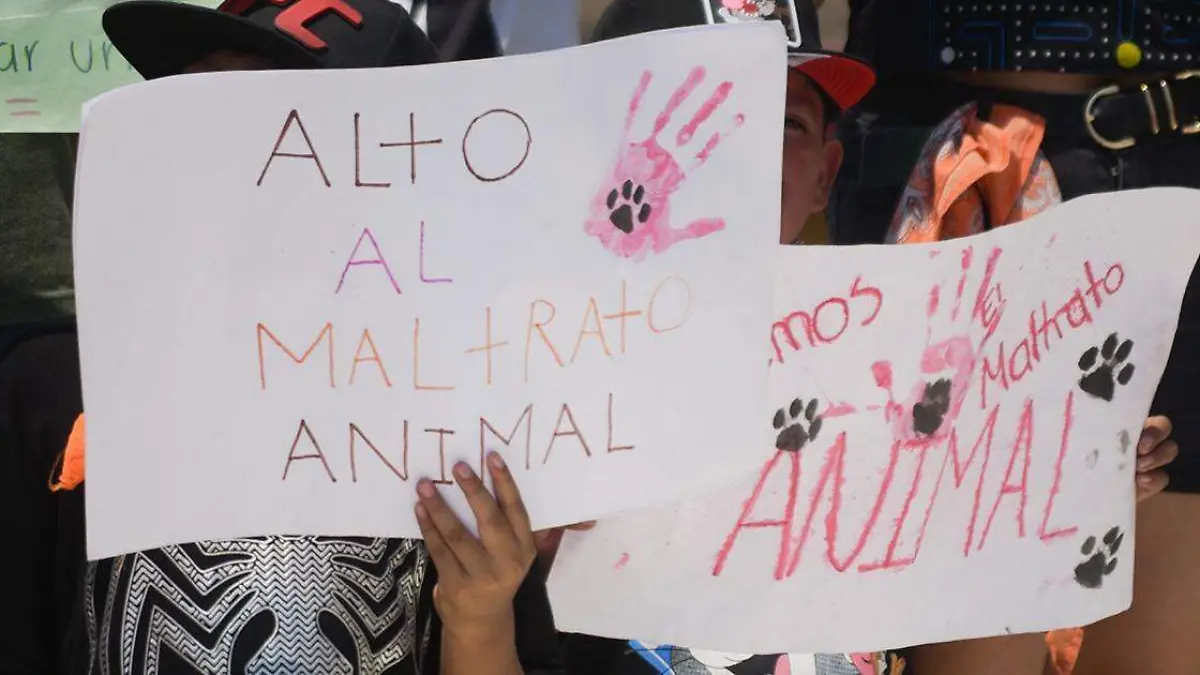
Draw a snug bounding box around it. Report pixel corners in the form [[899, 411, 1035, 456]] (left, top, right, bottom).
[[1136, 415, 1178, 502], [415, 453, 537, 638], [534, 521, 597, 566]]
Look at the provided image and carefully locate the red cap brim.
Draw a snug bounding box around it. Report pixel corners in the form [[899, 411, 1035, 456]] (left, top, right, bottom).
[[788, 51, 876, 111]]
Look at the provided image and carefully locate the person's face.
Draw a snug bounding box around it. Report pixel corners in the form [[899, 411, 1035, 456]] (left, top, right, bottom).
[[182, 49, 275, 74], [780, 71, 844, 245]]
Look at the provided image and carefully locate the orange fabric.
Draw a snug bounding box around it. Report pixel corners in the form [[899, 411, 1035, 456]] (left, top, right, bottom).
[[887, 101, 1076, 672], [1047, 627, 1084, 675], [887, 102, 1062, 243], [50, 413, 86, 492]]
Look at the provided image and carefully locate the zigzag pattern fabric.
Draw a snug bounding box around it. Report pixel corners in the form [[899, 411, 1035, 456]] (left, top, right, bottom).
[[83, 537, 430, 674]]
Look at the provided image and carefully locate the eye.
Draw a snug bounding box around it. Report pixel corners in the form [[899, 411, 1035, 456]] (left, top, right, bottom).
[[784, 115, 810, 133]]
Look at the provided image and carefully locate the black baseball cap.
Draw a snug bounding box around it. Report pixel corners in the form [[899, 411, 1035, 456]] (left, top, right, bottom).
[[103, 0, 439, 80], [591, 0, 875, 112]]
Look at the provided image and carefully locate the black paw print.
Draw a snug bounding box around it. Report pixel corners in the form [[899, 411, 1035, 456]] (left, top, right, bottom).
[[1078, 333, 1135, 402], [772, 398, 822, 452], [911, 378, 952, 436], [606, 180, 652, 234], [1073, 526, 1124, 589]]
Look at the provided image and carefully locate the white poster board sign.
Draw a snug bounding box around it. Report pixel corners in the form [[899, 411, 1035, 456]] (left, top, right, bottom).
[[74, 24, 783, 560], [549, 189, 1200, 654]]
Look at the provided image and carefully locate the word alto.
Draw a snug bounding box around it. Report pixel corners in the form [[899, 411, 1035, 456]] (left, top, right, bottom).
[[256, 107, 533, 187]]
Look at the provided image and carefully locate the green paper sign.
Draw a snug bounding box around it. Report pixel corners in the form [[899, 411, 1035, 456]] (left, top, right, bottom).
[[0, 1, 218, 133]]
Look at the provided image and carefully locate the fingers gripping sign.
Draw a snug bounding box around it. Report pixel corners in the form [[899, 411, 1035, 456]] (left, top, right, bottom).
[[584, 67, 745, 260], [414, 453, 538, 632], [1136, 415, 1178, 502], [534, 520, 598, 567]]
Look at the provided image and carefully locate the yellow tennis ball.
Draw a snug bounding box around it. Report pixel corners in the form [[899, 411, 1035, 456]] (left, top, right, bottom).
[[1116, 41, 1142, 69]]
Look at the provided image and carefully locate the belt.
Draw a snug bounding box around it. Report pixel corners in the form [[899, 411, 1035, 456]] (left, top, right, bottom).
[[1083, 71, 1200, 149], [859, 72, 1200, 152]]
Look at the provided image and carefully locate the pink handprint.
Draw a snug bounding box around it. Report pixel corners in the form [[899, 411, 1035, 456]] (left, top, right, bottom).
[[585, 67, 744, 260], [872, 246, 1006, 447]]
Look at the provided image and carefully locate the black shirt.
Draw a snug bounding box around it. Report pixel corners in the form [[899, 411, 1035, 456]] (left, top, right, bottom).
[[0, 330, 564, 675]]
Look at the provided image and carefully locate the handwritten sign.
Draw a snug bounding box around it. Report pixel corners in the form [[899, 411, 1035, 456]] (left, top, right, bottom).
[[0, 1, 219, 132], [548, 189, 1200, 655], [74, 24, 784, 560]]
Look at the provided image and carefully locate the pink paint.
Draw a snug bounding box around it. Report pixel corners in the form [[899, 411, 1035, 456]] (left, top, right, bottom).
[[876, 247, 1006, 448], [870, 361, 893, 391], [926, 283, 941, 317], [769, 276, 882, 363], [716, 432, 903, 580], [695, 116, 743, 165], [821, 401, 857, 418], [623, 71, 653, 132], [773, 654, 791, 675], [919, 335, 974, 372], [614, 552, 630, 569], [418, 221, 452, 284], [712, 450, 801, 579], [1038, 389, 1080, 542], [977, 399, 1035, 550], [336, 227, 402, 294], [951, 247, 973, 321], [887, 336, 977, 445], [653, 67, 705, 137], [858, 437, 937, 573], [676, 81, 733, 145], [810, 436, 900, 575], [584, 68, 743, 260], [972, 247, 1007, 343]]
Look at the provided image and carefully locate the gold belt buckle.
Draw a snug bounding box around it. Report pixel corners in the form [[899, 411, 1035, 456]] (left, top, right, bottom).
[[1174, 70, 1200, 135], [1085, 71, 1200, 149], [1084, 84, 1135, 150]]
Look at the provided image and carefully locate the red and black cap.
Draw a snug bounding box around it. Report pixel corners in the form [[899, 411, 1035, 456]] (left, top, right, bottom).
[[103, 0, 439, 80], [591, 0, 875, 112]]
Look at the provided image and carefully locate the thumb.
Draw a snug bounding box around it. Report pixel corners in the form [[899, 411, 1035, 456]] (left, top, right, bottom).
[[534, 527, 565, 558]]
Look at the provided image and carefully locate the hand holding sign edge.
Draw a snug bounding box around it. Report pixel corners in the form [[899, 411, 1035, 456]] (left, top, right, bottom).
[[1136, 415, 1178, 501], [415, 453, 537, 640]]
